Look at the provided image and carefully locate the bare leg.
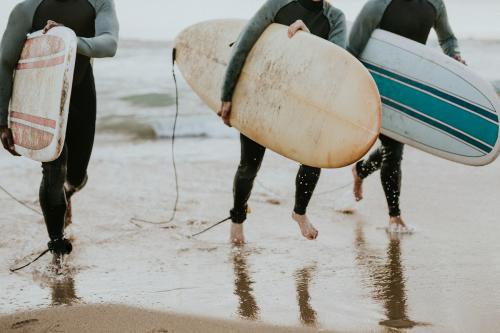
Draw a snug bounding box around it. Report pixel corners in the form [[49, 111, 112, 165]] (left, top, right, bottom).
[[352, 165, 363, 202], [292, 212, 318, 240], [230, 223, 245, 245]]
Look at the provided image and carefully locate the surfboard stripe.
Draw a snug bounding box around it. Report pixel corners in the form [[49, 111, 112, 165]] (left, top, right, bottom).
[[20, 35, 65, 60], [363, 62, 498, 122], [382, 97, 492, 153], [9, 111, 56, 129], [383, 96, 493, 149], [389, 107, 487, 155], [370, 71, 499, 146], [16, 55, 65, 70], [10, 122, 54, 150]]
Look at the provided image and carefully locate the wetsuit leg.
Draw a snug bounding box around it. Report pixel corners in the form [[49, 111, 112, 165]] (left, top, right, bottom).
[[231, 134, 266, 223], [378, 135, 404, 217], [65, 69, 97, 192], [40, 146, 68, 240], [356, 134, 404, 217], [39, 69, 96, 240], [294, 165, 321, 215], [356, 146, 383, 179]]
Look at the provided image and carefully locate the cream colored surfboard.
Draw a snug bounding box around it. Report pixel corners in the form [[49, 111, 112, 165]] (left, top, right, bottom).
[[175, 19, 381, 168], [8, 27, 77, 162]]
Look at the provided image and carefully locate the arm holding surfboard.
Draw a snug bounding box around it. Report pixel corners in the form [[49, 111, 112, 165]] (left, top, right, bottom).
[[41, 0, 119, 58], [218, 0, 284, 126], [77, 0, 119, 58], [0, 3, 31, 156], [219, 0, 347, 126]]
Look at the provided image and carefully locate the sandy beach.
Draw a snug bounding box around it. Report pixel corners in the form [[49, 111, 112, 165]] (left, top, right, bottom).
[[0, 304, 335, 333], [1, 132, 500, 332]]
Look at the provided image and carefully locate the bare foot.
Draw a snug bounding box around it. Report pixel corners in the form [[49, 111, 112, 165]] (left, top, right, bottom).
[[50, 253, 65, 274], [230, 223, 245, 245], [352, 166, 363, 201], [387, 216, 415, 234], [390, 216, 406, 228], [292, 213, 318, 240]]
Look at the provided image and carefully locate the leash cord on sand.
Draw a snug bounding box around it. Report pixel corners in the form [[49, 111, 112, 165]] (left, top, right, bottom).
[[190, 216, 231, 238], [9, 249, 50, 273], [130, 48, 180, 226], [0, 184, 43, 216]]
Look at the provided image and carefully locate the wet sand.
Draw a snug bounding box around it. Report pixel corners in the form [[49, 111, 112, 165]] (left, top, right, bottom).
[[1, 134, 500, 332], [0, 304, 331, 333]]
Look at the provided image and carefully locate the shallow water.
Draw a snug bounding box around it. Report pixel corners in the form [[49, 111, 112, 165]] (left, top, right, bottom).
[[2, 137, 500, 332]]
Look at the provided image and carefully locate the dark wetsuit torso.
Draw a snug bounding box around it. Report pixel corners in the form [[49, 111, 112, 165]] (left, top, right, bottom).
[[380, 0, 436, 44], [356, 0, 438, 217], [275, 0, 330, 39], [34, 0, 98, 242], [32, 0, 96, 85], [231, 0, 340, 223]]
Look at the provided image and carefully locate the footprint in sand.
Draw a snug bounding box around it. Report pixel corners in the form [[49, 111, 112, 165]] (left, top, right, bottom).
[[11, 319, 39, 329]]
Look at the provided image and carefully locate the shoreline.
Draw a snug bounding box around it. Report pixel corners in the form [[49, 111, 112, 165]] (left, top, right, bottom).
[[2, 136, 500, 332], [0, 304, 334, 333]]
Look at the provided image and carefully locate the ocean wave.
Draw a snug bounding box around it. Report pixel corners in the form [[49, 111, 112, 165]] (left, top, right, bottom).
[[97, 113, 237, 140], [120, 93, 176, 108]]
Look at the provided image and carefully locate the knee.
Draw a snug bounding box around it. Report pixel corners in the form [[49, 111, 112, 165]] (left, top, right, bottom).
[[237, 161, 261, 181], [67, 173, 88, 191], [380, 144, 404, 166], [41, 162, 67, 185]]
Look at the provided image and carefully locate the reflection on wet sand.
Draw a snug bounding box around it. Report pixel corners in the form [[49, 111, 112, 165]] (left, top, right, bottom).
[[354, 222, 426, 330], [231, 247, 260, 320], [294, 265, 318, 327], [50, 275, 80, 306]]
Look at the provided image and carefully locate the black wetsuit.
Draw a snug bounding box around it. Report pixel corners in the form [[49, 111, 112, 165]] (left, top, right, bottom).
[[33, 0, 97, 241], [355, 0, 436, 217], [232, 0, 340, 223]]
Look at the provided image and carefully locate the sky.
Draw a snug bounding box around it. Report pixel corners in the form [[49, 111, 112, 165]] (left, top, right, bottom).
[[0, 0, 499, 41]]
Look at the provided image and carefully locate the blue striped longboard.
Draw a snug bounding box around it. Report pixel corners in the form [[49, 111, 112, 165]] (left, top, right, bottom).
[[360, 29, 500, 166]]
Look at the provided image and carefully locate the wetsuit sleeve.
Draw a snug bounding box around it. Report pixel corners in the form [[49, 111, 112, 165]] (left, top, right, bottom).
[[221, 0, 285, 102], [433, 0, 460, 57], [327, 11, 347, 48], [77, 0, 119, 58], [347, 0, 386, 58], [0, 4, 31, 127]]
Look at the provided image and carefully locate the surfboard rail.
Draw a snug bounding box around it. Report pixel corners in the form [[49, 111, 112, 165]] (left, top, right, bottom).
[[360, 29, 500, 166]]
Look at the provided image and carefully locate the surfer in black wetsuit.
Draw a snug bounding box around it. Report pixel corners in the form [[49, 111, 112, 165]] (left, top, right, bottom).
[[0, 0, 119, 264], [218, 0, 347, 244], [348, 0, 465, 232]]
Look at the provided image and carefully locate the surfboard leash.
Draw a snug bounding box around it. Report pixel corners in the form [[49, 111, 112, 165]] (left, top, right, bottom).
[[9, 248, 50, 273], [130, 48, 180, 227], [189, 216, 232, 238], [0, 183, 43, 216]]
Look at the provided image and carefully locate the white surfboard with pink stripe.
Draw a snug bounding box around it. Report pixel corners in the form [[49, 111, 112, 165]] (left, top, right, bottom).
[[8, 27, 77, 162]]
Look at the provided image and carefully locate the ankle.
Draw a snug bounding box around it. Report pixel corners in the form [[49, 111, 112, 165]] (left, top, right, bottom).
[[48, 238, 73, 255]]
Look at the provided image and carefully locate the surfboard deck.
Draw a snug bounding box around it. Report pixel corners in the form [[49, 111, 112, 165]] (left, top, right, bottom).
[[174, 19, 381, 169], [360, 29, 500, 166], [8, 27, 77, 162]]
